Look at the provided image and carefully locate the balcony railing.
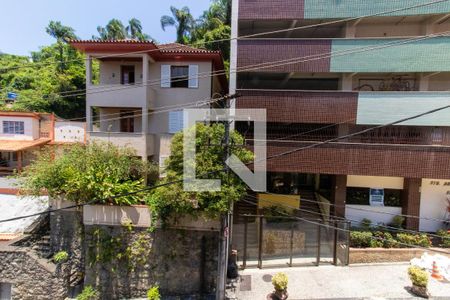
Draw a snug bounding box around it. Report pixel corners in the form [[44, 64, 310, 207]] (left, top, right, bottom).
[[88, 132, 155, 158], [87, 84, 155, 109], [237, 37, 450, 73], [238, 0, 450, 20]]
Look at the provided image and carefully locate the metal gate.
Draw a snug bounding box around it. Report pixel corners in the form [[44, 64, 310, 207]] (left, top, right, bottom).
[[232, 215, 350, 269]]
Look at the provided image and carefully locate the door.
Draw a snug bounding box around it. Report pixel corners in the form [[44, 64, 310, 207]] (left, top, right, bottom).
[[121, 66, 135, 85], [120, 111, 134, 133]]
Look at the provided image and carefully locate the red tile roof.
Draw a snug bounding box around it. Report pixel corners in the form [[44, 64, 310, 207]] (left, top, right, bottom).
[[158, 43, 220, 54]]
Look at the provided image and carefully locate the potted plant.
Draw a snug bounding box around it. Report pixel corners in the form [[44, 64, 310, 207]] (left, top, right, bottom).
[[408, 266, 430, 298], [267, 272, 288, 300]]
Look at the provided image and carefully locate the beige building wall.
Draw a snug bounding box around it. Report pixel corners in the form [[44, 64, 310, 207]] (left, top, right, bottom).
[[0, 117, 39, 141]]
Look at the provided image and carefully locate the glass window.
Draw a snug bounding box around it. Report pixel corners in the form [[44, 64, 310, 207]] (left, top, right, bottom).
[[171, 66, 189, 88], [3, 121, 24, 134]]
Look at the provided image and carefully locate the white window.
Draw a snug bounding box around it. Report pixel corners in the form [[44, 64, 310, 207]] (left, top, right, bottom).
[[161, 64, 199, 88], [3, 121, 24, 135], [168, 110, 184, 133]]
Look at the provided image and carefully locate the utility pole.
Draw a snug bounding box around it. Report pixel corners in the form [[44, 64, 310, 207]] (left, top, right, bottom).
[[216, 93, 239, 300]]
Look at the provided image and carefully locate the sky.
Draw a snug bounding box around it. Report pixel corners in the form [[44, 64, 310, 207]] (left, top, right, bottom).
[[0, 0, 211, 56]]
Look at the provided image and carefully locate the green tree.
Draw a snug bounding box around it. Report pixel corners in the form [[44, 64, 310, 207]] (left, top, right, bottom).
[[46, 21, 78, 72], [126, 18, 151, 41], [161, 6, 194, 44], [19, 142, 159, 205], [94, 18, 152, 41], [147, 123, 253, 222]]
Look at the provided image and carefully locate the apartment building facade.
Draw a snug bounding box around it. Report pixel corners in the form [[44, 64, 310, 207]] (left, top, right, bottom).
[[230, 0, 450, 232], [70, 40, 227, 166]]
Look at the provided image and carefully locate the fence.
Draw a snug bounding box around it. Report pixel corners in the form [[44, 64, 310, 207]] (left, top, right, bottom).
[[232, 215, 350, 269]]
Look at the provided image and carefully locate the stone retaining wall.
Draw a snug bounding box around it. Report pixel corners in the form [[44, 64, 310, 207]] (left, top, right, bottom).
[[0, 248, 66, 300]]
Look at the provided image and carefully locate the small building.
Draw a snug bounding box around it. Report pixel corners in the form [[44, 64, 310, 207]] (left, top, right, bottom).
[[0, 111, 86, 174], [69, 40, 227, 165]]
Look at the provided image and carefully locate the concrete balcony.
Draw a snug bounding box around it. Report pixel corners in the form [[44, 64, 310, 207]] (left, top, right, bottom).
[[258, 141, 450, 179], [237, 89, 450, 126], [238, 0, 450, 20], [86, 84, 155, 109], [88, 132, 155, 158], [237, 37, 450, 73]]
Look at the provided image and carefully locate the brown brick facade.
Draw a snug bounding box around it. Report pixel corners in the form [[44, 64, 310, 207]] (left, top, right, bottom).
[[237, 40, 331, 73], [239, 0, 305, 20], [402, 178, 422, 230], [237, 89, 358, 124], [260, 142, 450, 179]]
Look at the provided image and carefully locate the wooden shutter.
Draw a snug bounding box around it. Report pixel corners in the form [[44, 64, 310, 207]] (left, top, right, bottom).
[[161, 65, 171, 88], [168, 110, 184, 133], [188, 65, 199, 88]]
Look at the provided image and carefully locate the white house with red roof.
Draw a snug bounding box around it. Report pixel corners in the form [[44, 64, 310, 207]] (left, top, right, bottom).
[[70, 40, 228, 164]]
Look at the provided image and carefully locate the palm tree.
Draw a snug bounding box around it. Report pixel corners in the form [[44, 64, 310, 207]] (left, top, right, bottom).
[[126, 18, 151, 41], [95, 19, 127, 40], [46, 21, 77, 72], [160, 6, 194, 44]]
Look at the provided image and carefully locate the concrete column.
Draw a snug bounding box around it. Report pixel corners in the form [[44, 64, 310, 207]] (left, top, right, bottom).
[[86, 106, 93, 132], [341, 74, 354, 91], [345, 20, 359, 38], [419, 74, 429, 91], [402, 178, 422, 230], [85, 54, 92, 86], [142, 55, 150, 162], [332, 175, 347, 218]]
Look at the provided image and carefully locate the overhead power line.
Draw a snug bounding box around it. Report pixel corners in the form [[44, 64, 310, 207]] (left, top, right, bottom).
[[1, 0, 449, 73]]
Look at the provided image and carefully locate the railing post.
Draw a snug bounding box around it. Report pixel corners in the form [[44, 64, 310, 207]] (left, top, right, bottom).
[[333, 220, 338, 266], [258, 216, 263, 269], [289, 222, 294, 267], [346, 221, 351, 266], [316, 221, 321, 266], [243, 216, 248, 269]]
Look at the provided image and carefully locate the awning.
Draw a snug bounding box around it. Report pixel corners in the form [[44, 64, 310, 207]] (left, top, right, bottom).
[[0, 138, 51, 152]]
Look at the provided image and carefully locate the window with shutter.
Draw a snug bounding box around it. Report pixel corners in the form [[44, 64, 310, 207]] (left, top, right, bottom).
[[168, 111, 184, 133], [188, 65, 199, 88], [161, 65, 171, 88], [170, 66, 189, 88]]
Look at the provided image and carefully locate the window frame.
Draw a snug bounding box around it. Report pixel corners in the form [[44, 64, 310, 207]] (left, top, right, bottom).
[[2, 121, 25, 135], [170, 66, 189, 88]]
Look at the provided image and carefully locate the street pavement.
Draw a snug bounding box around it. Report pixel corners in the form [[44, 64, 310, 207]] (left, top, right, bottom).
[[233, 263, 450, 300]]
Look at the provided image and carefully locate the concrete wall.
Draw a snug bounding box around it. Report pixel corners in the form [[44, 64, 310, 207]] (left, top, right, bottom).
[[0, 116, 39, 141], [99, 61, 144, 85], [419, 178, 450, 232], [97, 108, 143, 133], [346, 205, 402, 226], [347, 175, 404, 189], [54, 122, 85, 143]]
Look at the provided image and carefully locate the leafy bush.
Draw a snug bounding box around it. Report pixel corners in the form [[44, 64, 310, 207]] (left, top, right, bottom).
[[147, 285, 161, 300], [272, 272, 288, 291], [360, 218, 372, 230], [19, 142, 158, 205], [350, 231, 373, 248], [408, 266, 428, 288], [53, 251, 69, 263], [437, 230, 450, 248], [396, 233, 431, 248], [264, 205, 290, 223], [147, 124, 253, 222], [389, 215, 405, 229], [77, 285, 99, 300]]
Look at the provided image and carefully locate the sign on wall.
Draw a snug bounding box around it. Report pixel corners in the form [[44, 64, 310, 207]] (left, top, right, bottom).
[[369, 188, 384, 206]]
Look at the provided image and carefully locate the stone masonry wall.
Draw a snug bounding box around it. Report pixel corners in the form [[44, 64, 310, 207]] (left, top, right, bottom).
[[0, 249, 67, 300], [84, 225, 219, 299]]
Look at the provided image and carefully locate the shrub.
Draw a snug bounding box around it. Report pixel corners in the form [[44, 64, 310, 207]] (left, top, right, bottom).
[[19, 142, 158, 205], [350, 231, 373, 248], [77, 286, 99, 300], [389, 215, 405, 229], [272, 272, 288, 291], [396, 233, 432, 248], [408, 266, 429, 288], [437, 230, 450, 248], [53, 251, 69, 263], [147, 285, 161, 300], [360, 218, 372, 230]]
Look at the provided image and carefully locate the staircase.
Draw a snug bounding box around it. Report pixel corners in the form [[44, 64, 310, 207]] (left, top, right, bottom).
[[32, 234, 53, 259]]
